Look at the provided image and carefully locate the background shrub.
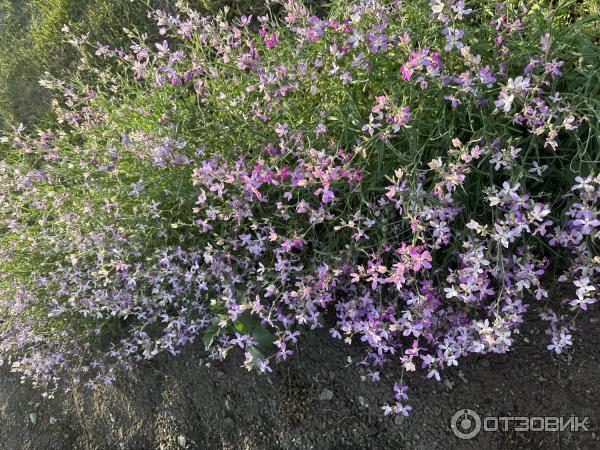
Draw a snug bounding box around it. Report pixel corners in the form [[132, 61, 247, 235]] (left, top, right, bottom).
[[0, 0, 274, 130]]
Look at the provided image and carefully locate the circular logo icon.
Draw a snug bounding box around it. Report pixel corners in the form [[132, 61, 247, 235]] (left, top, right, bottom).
[[451, 409, 481, 440]]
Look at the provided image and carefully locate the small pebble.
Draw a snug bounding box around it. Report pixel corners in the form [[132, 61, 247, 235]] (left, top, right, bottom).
[[319, 389, 334, 401]]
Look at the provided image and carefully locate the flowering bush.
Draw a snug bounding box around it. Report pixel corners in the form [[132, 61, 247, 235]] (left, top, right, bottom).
[[1, 0, 599, 416], [0, 0, 270, 129]]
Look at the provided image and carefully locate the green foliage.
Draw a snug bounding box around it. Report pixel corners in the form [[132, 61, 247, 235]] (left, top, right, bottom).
[[0, 0, 271, 130]]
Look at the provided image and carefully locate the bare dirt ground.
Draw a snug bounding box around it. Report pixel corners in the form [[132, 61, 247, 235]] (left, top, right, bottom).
[[1, 308, 598, 450]]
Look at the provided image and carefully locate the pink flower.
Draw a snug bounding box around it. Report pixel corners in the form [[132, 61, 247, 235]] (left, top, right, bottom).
[[265, 34, 279, 48]]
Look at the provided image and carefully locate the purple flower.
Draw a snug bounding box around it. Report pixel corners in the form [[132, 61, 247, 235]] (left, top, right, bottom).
[[367, 32, 389, 53], [451, 1, 473, 20], [479, 66, 496, 87], [275, 123, 289, 137], [444, 95, 461, 109], [443, 28, 464, 51], [540, 33, 551, 53], [155, 40, 169, 53], [393, 383, 409, 400], [495, 91, 515, 112], [395, 403, 412, 416]]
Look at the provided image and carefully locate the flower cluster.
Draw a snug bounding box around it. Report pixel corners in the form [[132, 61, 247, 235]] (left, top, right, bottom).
[[0, 0, 597, 416]]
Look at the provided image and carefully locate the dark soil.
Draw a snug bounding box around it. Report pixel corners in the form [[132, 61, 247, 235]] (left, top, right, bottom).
[[1, 309, 598, 450]]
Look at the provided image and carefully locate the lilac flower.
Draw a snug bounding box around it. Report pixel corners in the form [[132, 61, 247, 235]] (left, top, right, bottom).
[[443, 28, 464, 51], [155, 40, 169, 54], [275, 123, 289, 137], [430, 0, 449, 23], [528, 161, 548, 176], [395, 403, 412, 416], [340, 71, 353, 85], [479, 66, 496, 87], [95, 43, 110, 57], [545, 59, 565, 79], [444, 95, 461, 109], [367, 32, 390, 53], [507, 76, 531, 93], [568, 277, 597, 310], [394, 383, 409, 400], [451, 1, 473, 20], [258, 359, 273, 373], [495, 91, 515, 112], [427, 369, 441, 382], [347, 31, 364, 48], [547, 333, 572, 354], [573, 212, 600, 235], [391, 106, 411, 131], [540, 33, 551, 53]]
